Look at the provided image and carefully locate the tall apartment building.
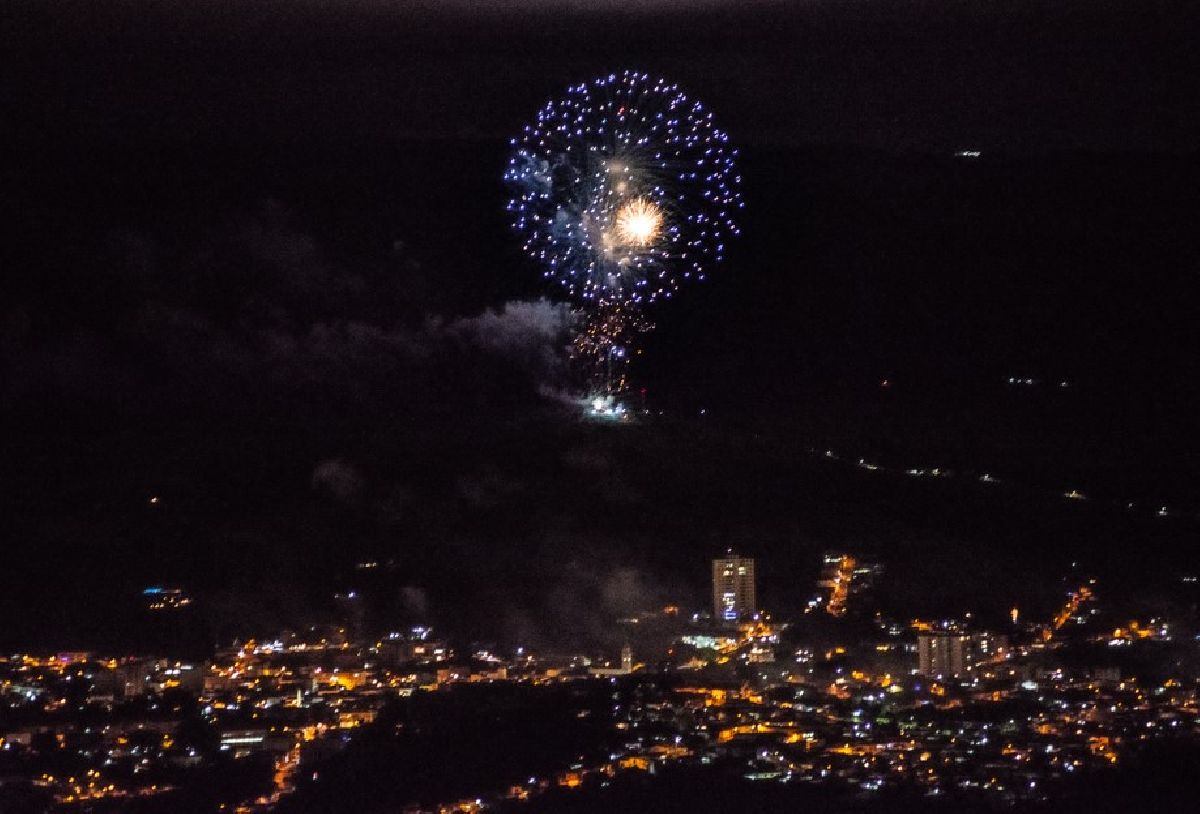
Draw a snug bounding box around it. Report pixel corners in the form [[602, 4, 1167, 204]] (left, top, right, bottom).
[[712, 552, 756, 622]]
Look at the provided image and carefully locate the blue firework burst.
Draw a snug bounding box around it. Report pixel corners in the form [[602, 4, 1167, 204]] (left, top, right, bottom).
[[505, 71, 742, 307]]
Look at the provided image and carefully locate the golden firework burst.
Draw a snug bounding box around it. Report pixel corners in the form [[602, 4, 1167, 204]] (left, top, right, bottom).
[[614, 198, 663, 247]]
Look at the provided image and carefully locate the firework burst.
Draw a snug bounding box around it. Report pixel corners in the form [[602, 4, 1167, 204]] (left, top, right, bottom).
[[506, 70, 742, 397]]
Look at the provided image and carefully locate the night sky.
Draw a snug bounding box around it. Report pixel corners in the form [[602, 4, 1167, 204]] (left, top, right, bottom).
[[3, 0, 1200, 652]]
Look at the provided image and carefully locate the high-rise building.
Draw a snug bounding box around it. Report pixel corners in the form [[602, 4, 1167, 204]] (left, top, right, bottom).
[[917, 632, 973, 678], [111, 658, 158, 698], [712, 552, 756, 622]]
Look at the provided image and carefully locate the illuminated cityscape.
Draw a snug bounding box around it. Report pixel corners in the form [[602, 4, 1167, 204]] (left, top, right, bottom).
[[4, 549, 1200, 812]]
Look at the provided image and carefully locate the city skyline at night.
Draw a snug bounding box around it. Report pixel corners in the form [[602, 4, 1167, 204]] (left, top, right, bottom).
[[4, 1, 1200, 812]]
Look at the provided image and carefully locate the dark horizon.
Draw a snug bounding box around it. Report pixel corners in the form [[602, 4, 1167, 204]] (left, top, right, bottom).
[[6, 0, 1200, 152], [5, 131, 1200, 652]]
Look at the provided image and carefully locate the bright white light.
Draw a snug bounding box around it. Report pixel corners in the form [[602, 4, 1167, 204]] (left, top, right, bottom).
[[614, 198, 663, 246]]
